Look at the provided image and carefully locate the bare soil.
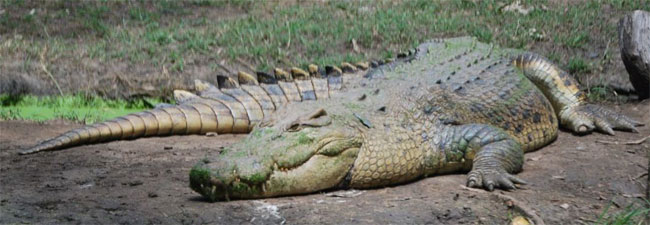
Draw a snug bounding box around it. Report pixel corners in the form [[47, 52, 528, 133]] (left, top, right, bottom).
[[0, 102, 649, 224]]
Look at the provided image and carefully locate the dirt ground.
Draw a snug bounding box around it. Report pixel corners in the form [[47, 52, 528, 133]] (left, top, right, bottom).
[[1, 102, 649, 224]]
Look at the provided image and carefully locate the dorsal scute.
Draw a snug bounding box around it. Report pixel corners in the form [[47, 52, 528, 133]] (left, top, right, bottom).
[[340, 62, 357, 73], [290, 67, 310, 80], [308, 64, 325, 78], [274, 68, 293, 82], [238, 71, 259, 85], [217, 75, 239, 89], [354, 62, 369, 70], [325, 65, 343, 77], [256, 71, 277, 84], [173, 89, 200, 103], [194, 79, 217, 93]]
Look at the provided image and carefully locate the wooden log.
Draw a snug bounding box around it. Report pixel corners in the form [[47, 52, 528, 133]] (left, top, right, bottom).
[[619, 10, 650, 99]]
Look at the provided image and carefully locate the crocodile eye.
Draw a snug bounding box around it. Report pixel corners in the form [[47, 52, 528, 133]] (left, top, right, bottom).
[[286, 108, 332, 132]]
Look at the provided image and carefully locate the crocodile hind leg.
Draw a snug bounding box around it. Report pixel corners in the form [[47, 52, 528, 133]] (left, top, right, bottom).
[[513, 53, 643, 134]]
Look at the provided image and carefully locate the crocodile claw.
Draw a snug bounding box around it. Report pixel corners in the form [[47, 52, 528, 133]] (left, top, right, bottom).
[[562, 104, 643, 135], [467, 168, 527, 191]]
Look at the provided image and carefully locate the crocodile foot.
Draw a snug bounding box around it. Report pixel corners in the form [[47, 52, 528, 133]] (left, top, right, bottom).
[[466, 167, 527, 191], [561, 104, 643, 135]]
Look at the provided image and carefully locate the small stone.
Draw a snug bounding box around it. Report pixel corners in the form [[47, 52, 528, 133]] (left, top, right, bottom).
[[148, 192, 158, 198], [560, 203, 570, 209], [552, 175, 566, 180], [511, 216, 531, 225], [527, 155, 542, 161], [205, 132, 218, 137]]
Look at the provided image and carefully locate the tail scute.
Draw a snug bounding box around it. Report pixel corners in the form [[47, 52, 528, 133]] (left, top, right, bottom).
[[20, 103, 221, 155]]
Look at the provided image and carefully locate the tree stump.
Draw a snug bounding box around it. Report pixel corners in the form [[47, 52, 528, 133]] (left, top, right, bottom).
[[619, 10, 650, 100]]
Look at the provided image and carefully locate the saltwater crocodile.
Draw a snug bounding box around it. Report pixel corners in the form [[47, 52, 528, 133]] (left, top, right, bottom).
[[22, 37, 642, 201]]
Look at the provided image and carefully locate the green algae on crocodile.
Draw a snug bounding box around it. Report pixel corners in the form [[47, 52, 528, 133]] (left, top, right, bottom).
[[22, 37, 643, 201]]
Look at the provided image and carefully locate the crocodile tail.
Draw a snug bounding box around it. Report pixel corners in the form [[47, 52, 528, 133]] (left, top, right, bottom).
[[19, 58, 381, 155], [19, 102, 234, 155]]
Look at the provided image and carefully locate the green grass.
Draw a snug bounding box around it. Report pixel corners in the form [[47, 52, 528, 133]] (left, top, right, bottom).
[[4, 0, 649, 74], [1, 0, 649, 122], [568, 57, 591, 74], [598, 201, 650, 225], [0, 94, 168, 124]]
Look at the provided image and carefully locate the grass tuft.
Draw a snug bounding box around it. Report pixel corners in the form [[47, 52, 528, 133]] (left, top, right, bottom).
[[0, 94, 168, 124], [568, 57, 591, 74], [598, 201, 650, 225]]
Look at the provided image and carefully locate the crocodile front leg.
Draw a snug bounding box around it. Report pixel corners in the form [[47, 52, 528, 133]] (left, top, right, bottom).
[[348, 123, 525, 191], [514, 53, 643, 134]]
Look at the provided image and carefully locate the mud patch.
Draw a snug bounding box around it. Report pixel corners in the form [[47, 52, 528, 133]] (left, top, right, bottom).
[[1, 102, 649, 224]]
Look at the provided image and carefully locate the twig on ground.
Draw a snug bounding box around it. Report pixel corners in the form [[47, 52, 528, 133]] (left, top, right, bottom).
[[460, 185, 545, 225], [578, 216, 597, 223], [596, 135, 650, 145], [39, 45, 64, 96], [635, 172, 648, 180]]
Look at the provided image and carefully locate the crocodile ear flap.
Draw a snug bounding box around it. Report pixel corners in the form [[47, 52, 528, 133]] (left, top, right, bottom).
[[217, 75, 239, 89], [173, 89, 199, 104], [238, 71, 259, 85], [285, 108, 331, 132], [256, 71, 277, 84], [274, 68, 293, 82]]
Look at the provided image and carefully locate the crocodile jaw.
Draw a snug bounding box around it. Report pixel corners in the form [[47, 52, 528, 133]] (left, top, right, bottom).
[[189, 127, 362, 201]]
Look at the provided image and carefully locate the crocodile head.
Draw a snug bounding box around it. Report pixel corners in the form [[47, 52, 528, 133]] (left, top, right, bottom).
[[189, 108, 363, 201]]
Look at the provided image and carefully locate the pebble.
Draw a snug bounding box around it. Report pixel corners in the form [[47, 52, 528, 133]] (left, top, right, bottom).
[[148, 192, 158, 198]]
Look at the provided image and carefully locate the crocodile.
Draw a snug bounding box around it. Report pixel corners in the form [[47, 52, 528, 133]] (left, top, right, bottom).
[[22, 37, 642, 201]]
